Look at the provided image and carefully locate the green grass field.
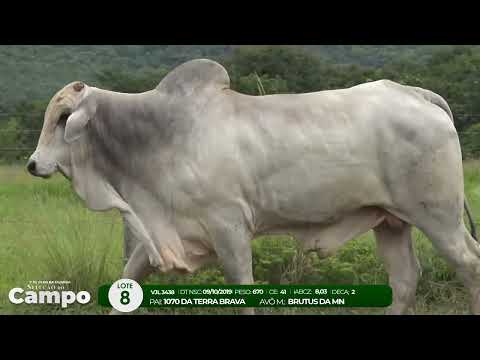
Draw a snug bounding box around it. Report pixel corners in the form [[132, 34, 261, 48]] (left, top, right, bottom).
[[2, 162, 480, 315]]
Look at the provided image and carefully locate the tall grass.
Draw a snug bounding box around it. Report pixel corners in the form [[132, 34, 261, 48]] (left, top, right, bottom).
[[0, 166, 123, 314]]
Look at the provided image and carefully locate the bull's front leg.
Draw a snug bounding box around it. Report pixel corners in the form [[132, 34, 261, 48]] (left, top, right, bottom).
[[109, 244, 155, 315], [211, 218, 255, 315], [123, 221, 137, 266], [121, 210, 164, 269]]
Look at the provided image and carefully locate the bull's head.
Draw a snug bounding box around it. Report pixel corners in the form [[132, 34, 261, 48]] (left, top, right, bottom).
[[27, 81, 95, 178]]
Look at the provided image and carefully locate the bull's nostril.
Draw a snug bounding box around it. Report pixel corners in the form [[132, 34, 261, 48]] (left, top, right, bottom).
[[27, 160, 37, 174]]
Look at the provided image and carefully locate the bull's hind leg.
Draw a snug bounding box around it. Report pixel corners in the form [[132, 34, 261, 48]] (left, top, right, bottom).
[[374, 220, 421, 315], [421, 223, 480, 314], [389, 125, 480, 313]]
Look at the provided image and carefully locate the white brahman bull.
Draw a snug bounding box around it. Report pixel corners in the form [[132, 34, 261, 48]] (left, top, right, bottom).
[[27, 59, 480, 315]]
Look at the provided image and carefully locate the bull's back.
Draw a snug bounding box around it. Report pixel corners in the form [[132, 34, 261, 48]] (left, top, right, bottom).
[[166, 80, 458, 225]]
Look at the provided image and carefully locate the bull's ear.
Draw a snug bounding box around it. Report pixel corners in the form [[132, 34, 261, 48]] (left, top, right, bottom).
[[64, 108, 90, 144]]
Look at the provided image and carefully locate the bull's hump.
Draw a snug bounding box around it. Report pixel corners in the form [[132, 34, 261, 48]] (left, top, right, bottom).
[[155, 59, 230, 96]]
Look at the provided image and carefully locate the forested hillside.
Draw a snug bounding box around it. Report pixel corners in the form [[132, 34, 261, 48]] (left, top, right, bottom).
[[2, 45, 480, 160], [0, 45, 469, 112], [0, 45, 232, 112]]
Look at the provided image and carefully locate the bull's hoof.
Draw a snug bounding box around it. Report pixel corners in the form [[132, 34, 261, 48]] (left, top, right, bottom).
[[385, 305, 412, 315], [148, 253, 163, 269], [109, 309, 127, 315], [316, 248, 334, 259], [239, 308, 255, 315]]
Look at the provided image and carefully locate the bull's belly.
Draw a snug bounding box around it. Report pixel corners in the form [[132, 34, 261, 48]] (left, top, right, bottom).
[[255, 206, 403, 257], [247, 161, 404, 257], [252, 165, 391, 230]]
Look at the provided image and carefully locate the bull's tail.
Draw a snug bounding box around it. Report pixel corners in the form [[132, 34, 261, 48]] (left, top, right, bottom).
[[408, 85, 478, 242], [408, 86, 454, 123], [464, 198, 478, 242]]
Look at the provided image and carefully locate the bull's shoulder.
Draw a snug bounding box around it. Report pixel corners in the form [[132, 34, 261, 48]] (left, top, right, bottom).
[[156, 59, 230, 96]]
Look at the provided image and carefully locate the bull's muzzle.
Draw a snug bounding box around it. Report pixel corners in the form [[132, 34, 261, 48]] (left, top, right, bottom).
[[26, 159, 37, 175], [26, 158, 51, 178]]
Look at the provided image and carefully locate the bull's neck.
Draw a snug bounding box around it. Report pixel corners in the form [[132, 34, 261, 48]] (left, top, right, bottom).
[[94, 88, 159, 116], [86, 88, 169, 180]]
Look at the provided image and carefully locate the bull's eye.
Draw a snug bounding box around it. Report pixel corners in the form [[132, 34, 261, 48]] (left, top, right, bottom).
[[58, 113, 70, 128]]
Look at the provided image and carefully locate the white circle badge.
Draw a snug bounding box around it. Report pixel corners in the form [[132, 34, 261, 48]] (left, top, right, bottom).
[[108, 279, 143, 313]]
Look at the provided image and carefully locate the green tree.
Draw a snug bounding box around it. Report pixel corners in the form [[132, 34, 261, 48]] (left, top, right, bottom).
[[460, 122, 480, 159], [235, 73, 289, 95], [226, 45, 375, 94], [94, 66, 170, 93], [0, 118, 25, 162]]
